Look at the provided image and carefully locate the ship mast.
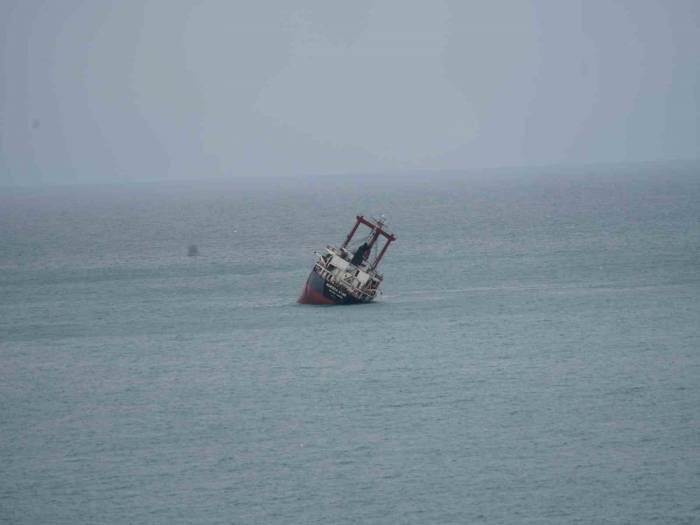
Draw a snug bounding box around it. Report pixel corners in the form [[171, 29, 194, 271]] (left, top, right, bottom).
[[341, 215, 395, 270]]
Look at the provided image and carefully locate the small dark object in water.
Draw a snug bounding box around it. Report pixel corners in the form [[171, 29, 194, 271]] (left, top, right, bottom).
[[187, 245, 199, 256]]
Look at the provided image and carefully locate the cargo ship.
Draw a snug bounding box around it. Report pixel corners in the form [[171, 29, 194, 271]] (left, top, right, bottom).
[[298, 215, 396, 305]]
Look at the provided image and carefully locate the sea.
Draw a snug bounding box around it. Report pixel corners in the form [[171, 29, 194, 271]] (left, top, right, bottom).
[[1, 163, 699, 524]]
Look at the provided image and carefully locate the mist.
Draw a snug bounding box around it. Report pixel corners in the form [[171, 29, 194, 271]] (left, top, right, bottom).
[[2, 0, 698, 186]]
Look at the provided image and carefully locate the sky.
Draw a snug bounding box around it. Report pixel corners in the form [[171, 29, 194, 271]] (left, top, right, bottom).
[[1, 0, 698, 185]]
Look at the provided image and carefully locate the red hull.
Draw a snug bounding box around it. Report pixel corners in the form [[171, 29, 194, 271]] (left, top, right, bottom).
[[298, 274, 335, 305]]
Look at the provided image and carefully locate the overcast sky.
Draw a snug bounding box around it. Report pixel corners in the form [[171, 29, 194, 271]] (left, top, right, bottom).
[[1, 0, 698, 185]]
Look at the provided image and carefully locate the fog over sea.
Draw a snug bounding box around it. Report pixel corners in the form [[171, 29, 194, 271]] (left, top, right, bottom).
[[1, 163, 699, 524]]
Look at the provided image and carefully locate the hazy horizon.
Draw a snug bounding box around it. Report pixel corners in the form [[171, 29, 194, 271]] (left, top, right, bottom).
[[2, 1, 699, 187]]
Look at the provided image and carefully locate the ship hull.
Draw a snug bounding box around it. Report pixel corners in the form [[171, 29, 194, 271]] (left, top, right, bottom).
[[298, 269, 371, 305]]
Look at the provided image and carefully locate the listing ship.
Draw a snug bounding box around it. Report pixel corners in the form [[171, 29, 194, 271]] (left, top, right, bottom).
[[298, 215, 396, 305]]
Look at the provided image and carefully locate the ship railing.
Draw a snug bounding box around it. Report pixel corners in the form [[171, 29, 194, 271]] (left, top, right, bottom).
[[313, 262, 376, 300], [341, 278, 376, 300], [336, 271, 377, 300], [314, 263, 333, 282]]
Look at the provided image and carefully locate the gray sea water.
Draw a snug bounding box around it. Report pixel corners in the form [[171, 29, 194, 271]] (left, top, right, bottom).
[[1, 164, 699, 524]]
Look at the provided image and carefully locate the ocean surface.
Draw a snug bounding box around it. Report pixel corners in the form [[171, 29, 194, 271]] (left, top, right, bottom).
[[1, 164, 699, 524]]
